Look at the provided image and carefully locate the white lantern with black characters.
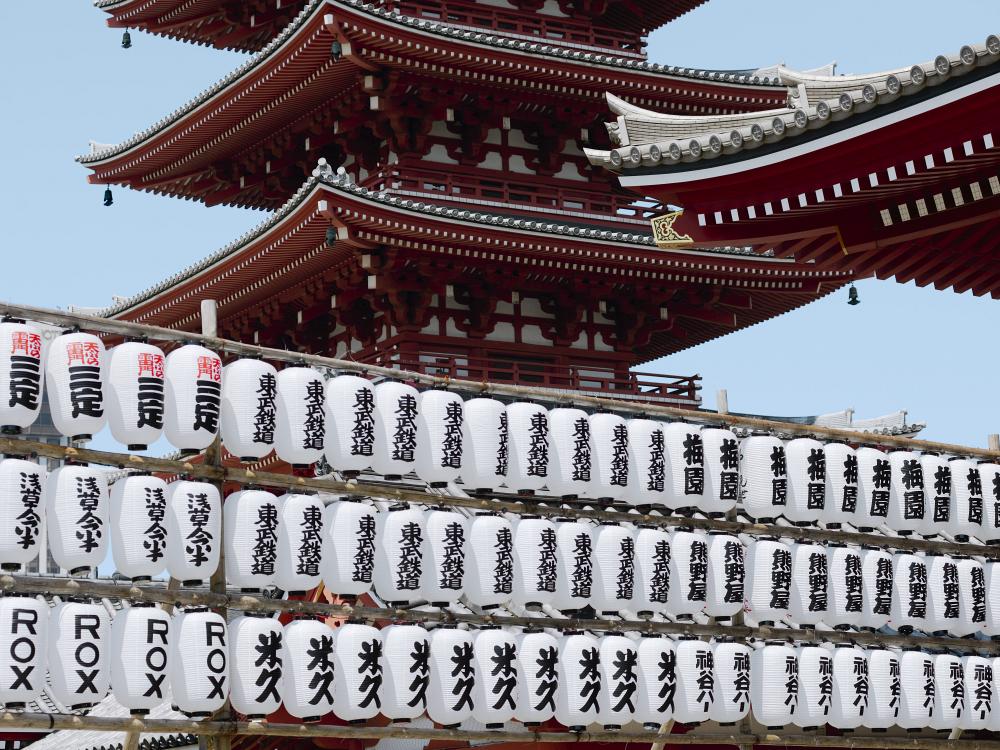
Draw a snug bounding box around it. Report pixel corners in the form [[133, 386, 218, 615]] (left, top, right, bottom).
[[163, 344, 222, 453], [414, 390, 464, 487], [547, 408, 593, 499], [984, 561, 1000, 637], [515, 630, 559, 725], [979, 461, 1000, 543], [794, 645, 833, 729], [324, 374, 375, 477], [750, 643, 797, 728], [856, 447, 891, 532], [739, 433, 787, 523], [860, 547, 894, 630], [920, 453, 952, 537], [890, 553, 928, 634], [223, 489, 280, 592], [422, 508, 468, 605], [460, 398, 507, 493], [371, 381, 419, 479], [784, 438, 825, 525], [888, 450, 926, 535], [627, 419, 667, 507], [427, 627, 476, 727], [897, 649, 936, 729], [674, 638, 715, 724], [319, 499, 376, 598], [380, 624, 429, 721], [373, 504, 425, 605], [789, 541, 829, 627], [229, 615, 283, 719], [744, 539, 791, 626], [991, 657, 1000, 732], [274, 493, 324, 594], [511, 516, 558, 610], [106, 341, 165, 450], [823, 443, 859, 529], [554, 519, 595, 612], [865, 648, 901, 730], [280, 619, 335, 720], [598, 633, 638, 729], [828, 645, 868, 729], [110, 474, 169, 581], [555, 632, 602, 730], [710, 641, 751, 724], [333, 623, 383, 722], [0, 596, 47, 706], [635, 636, 676, 728], [590, 413, 630, 502], [592, 523, 635, 614], [705, 533, 744, 619], [464, 513, 513, 609], [633, 527, 671, 618], [165, 480, 220, 585], [505, 402, 549, 493], [667, 529, 707, 619], [0, 320, 45, 434], [47, 331, 106, 440], [826, 545, 864, 630], [662, 422, 706, 512], [471, 627, 518, 728], [45, 464, 109, 574], [930, 652, 964, 731], [701, 427, 739, 515], [956, 557, 987, 637], [0, 457, 44, 570], [109, 605, 170, 714], [961, 655, 993, 730], [926, 554, 960, 635], [949, 457, 984, 542], [48, 600, 110, 709], [274, 367, 326, 467], [169, 609, 229, 717], [220, 358, 277, 462]]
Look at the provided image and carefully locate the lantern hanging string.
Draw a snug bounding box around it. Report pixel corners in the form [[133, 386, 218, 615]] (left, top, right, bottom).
[[0, 299, 994, 458]]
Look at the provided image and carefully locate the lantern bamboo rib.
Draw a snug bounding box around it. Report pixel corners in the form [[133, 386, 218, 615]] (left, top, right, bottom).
[[0, 433, 992, 558], [0, 300, 993, 458], [0, 712, 998, 750], [3, 573, 998, 653]]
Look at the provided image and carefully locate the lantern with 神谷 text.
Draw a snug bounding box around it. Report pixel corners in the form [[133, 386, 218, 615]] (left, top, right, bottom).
[[750, 642, 797, 729], [710, 640, 751, 724], [674, 638, 715, 724]]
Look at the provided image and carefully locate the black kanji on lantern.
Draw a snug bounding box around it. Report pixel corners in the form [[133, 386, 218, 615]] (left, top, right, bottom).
[[69, 366, 104, 420], [193, 361, 221, 433], [350, 387, 375, 457], [972, 566, 987, 624], [933, 465, 952, 523], [852, 656, 868, 712], [688, 539, 707, 602], [943, 562, 960, 620], [616, 536, 635, 600], [440, 401, 464, 469], [450, 641, 475, 712], [870, 459, 891, 518], [888, 657, 901, 717], [610, 423, 630, 487], [719, 438, 739, 501], [571, 417, 592, 482], [533, 645, 558, 712], [495, 412, 509, 477], [723, 540, 744, 603], [135, 354, 165, 430], [732, 651, 751, 711], [395, 521, 423, 591], [438, 521, 466, 590], [142, 486, 167, 564], [306, 634, 335, 706], [352, 514, 376, 583], [922, 660, 935, 715], [968, 468, 984, 525], [907, 561, 927, 619], [527, 412, 549, 478], [492, 526, 513, 595], [302, 380, 326, 452], [14, 471, 41, 551], [771, 445, 788, 506], [783, 655, 798, 709], [948, 662, 965, 714], [358, 638, 383, 708], [657, 649, 676, 713], [253, 373, 277, 445], [391, 394, 418, 463], [683, 432, 704, 496], [184, 491, 214, 567], [818, 656, 833, 715], [844, 553, 862, 612], [874, 556, 893, 615], [650, 538, 671, 604], [536, 527, 557, 593], [75, 475, 104, 554], [488, 642, 517, 711], [8, 332, 41, 411], [695, 649, 714, 710], [296, 504, 323, 577], [571, 531, 593, 599], [770, 547, 791, 610], [408, 639, 430, 708], [971, 663, 993, 719], [251, 501, 278, 576], [253, 630, 283, 704], [578, 646, 601, 714], [807, 551, 828, 612], [647, 429, 665, 493], [610, 647, 638, 713]]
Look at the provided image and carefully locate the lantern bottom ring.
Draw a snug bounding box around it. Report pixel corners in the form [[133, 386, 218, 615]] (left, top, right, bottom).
[[129, 576, 152, 583], [71, 434, 93, 441], [245, 714, 267, 720], [485, 723, 504, 730], [0, 563, 20, 572], [522, 602, 543, 611], [127, 444, 148, 451], [181, 579, 204, 587], [69, 702, 98, 711], [635, 610, 653, 618], [825, 523, 842, 529], [68, 566, 91, 576], [791, 521, 813, 527], [713, 615, 732, 622], [383, 474, 402, 481], [642, 723, 659, 731], [429, 482, 448, 488], [516, 490, 535, 496], [603, 724, 621, 731], [4, 703, 24, 710], [0, 426, 22, 435], [130, 710, 149, 717], [565, 726, 586, 733], [182, 712, 213, 719]]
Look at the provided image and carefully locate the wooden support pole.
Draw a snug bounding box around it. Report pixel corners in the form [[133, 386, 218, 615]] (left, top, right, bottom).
[[990, 434, 999, 452]]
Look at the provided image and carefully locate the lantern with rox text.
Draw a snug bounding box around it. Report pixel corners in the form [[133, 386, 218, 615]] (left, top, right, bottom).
[[750, 643, 797, 728], [333, 623, 383, 722], [274, 493, 324, 594], [930, 652, 964, 731], [274, 366, 326, 467], [319, 499, 376, 598], [700, 427, 739, 515], [590, 413, 630, 502], [223, 489, 279, 592], [888, 451, 926, 535], [598, 634, 638, 729], [984, 561, 1000, 637], [957, 557, 987, 637], [220, 358, 277, 462], [739, 433, 787, 523], [229, 615, 283, 718], [0, 457, 44, 570], [48, 600, 110, 709], [744, 539, 791, 626], [0, 320, 44, 434], [380, 624, 430, 721], [515, 630, 559, 725], [662, 422, 706, 512], [373, 504, 425, 605], [897, 649, 935, 729], [511, 516, 557, 610], [547, 408, 593, 499], [865, 648, 900, 730], [861, 547, 894, 630], [163, 344, 222, 453], [110, 605, 170, 714], [674, 638, 715, 724], [710, 641, 751, 724], [789, 541, 829, 627], [890, 553, 928, 634], [165, 480, 220, 585], [505, 402, 549, 493], [428, 627, 476, 727], [592, 523, 635, 614], [371, 381, 419, 479], [856, 447, 891, 532], [628, 419, 666, 507], [110, 473, 169, 580], [169, 609, 229, 717], [460, 398, 507, 493], [926, 554, 960, 635], [414, 389, 464, 487], [979, 461, 1000, 543], [45, 464, 108, 574], [822, 443, 858, 529], [794, 645, 833, 729], [464, 513, 513, 609], [472, 627, 519, 728], [635, 636, 675, 728], [827, 545, 864, 630], [667, 529, 707, 619], [633, 526, 671, 618], [949, 457, 984, 542], [555, 632, 602, 730], [554, 519, 595, 612], [828, 645, 868, 729], [705, 533, 744, 619], [961, 655, 993, 730], [280, 619, 334, 721], [422, 508, 468, 605], [784, 438, 825, 525], [106, 341, 165, 450], [0, 596, 47, 706], [323, 374, 375, 476], [46, 331, 106, 440], [920, 453, 951, 537]]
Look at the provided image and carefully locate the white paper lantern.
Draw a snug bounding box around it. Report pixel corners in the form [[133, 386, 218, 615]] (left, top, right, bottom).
[[554, 520, 595, 612], [48, 601, 110, 709], [861, 547, 894, 630], [710, 641, 751, 724], [510, 516, 557, 610], [163, 344, 222, 453], [991, 658, 1000, 732], [590, 413, 630, 502], [106, 341, 165, 450], [515, 630, 559, 725], [427, 627, 476, 727], [984, 561, 1000, 637], [373, 505, 425, 605], [701, 427, 740, 515], [591, 524, 635, 614], [165, 480, 221, 585], [380, 624, 430, 721], [598, 634, 638, 729], [422, 508, 468, 605], [0, 457, 45, 570], [324, 374, 375, 476], [662, 423, 706, 512], [920, 453, 952, 537], [169, 609, 229, 717], [555, 632, 602, 729], [926, 554, 960, 635], [0, 596, 47, 706], [472, 627, 519, 727], [220, 358, 277, 462], [865, 648, 901, 730], [505, 402, 549, 493], [979, 462, 1000, 543], [229, 615, 283, 718], [547, 408, 593, 499], [463, 513, 513, 609], [957, 557, 987, 637], [414, 390, 464, 487], [0, 321, 44, 433], [856, 447, 891, 532], [280, 619, 335, 720], [794, 645, 833, 728], [274, 493, 324, 593], [333, 623, 383, 722], [674, 638, 715, 724], [750, 643, 797, 728], [890, 553, 928, 633], [634, 637, 676, 728], [46, 331, 107, 440], [739, 433, 787, 523], [823, 443, 859, 529], [962, 655, 993, 730], [628, 419, 667, 507], [667, 530, 707, 619], [109, 605, 170, 714], [784, 438, 825, 526], [110, 474, 169, 580], [460, 398, 507, 493], [45, 464, 109, 574], [829, 645, 868, 729], [949, 457, 984, 542], [223, 489, 280, 592], [930, 653, 964, 731], [789, 541, 829, 627], [827, 546, 864, 630], [887, 451, 926, 535], [274, 367, 326, 467], [744, 539, 792, 626], [898, 650, 936, 729], [633, 527, 671, 617], [372, 381, 420, 479], [706, 533, 744, 619], [319, 499, 376, 598]]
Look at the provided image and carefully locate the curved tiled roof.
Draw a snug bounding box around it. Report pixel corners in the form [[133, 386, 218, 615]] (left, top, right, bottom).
[[587, 35, 1000, 171]]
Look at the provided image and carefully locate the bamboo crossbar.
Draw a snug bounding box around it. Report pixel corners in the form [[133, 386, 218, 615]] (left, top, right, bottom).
[[0, 434, 994, 558], [0, 300, 993, 458]]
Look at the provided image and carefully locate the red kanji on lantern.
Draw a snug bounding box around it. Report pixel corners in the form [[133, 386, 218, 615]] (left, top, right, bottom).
[[10, 332, 41, 358], [196, 356, 221, 382], [66, 342, 101, 366], [137, 353, 165, 377]]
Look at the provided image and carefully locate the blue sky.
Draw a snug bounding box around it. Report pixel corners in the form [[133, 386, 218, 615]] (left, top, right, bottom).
[[1, 1, 999, 449]]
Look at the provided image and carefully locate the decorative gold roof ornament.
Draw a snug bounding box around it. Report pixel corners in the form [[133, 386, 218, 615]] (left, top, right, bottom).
[[651, 210, 693, 248]]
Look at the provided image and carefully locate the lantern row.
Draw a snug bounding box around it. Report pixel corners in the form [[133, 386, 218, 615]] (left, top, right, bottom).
[[0, 597, 997, 734]]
